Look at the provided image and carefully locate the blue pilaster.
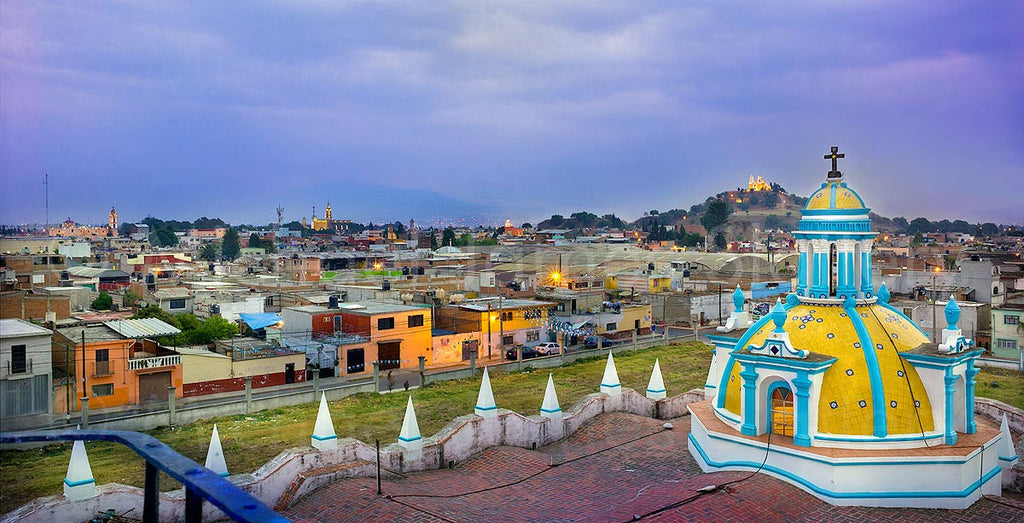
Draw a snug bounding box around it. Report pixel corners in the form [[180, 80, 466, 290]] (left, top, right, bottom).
[[837, 251, 855, 298], [860, 250, 873, 296], [740, 363, 759, 436], [965, 360, 978, 434], [810, 252, 828, 297], [944, 367, 958, 445], [797, 251, 807, 295], [792, 371, 812, 447]]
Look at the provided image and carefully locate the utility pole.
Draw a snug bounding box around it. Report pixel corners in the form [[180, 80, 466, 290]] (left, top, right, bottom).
[[44, 173, 49, 236], [487, 302, 492, 359]]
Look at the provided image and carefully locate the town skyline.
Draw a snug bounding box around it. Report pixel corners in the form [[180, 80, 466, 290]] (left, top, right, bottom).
[[2, 2, 1022, 226]]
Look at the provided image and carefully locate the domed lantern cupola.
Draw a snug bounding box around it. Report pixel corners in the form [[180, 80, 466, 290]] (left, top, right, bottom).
[[794, 147, 877, 301]]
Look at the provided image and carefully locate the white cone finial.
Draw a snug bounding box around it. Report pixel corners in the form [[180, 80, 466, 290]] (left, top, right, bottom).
[[64, 436, 97, 501], [646, 359, 666, 400], [311, 392, 338, 450], [398, 396, 423, 450], [475, 367, 497, 418], [600, 351, 621, 397], [205, 424, 229, 477], [540, 373, 562, 419], [998, 414, 1017, 461]]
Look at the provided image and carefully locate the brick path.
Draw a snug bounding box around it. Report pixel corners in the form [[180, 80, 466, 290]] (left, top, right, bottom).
[[284, 413, 1024, 522]]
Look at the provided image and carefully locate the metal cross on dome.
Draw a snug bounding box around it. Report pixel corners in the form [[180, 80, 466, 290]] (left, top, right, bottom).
[[825, 146, 845, 180]]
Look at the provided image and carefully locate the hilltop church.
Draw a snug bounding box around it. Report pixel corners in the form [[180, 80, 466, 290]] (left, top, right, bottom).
[[691, 147, 1018, 508]]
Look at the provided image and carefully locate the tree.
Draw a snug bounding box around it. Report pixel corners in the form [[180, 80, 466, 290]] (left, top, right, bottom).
[[429, 231, 438, 250], [457, 232, 473, 246], [222, 228, 241, 260], [908, 217, 934, 235], [701, 199, 732, 231], [249, 232, 262, 250], [764, 214, 785, 231], [521, 222, 532, 229], [762, 192, 780, 208], [441, 227, 456, 247], [549, 214, 564, 227], [133, 305, 180, 327], [200, 241, 221, 262], [978, 222, 998, 236], [149, 229, 178, 247], [118, 222, 133, 237], [186, 316, 238, 345], [714, 231, 727, 250], [91, 291, 113, 311], [122, 290, 141, 308], [649, 210, 659, 216], [912, 231, 923, 246]]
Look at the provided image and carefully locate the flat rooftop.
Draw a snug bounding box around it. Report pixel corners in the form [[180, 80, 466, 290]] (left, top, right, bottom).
[[282, 412, 1021, 521]]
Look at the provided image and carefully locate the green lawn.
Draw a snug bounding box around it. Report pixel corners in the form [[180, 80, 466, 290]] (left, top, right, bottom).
[[1, 343, 1020, 516], [0, 342, 711, 515]]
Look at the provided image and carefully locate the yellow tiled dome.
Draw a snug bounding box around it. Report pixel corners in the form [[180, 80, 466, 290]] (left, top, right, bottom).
[[722, 303, 933, 436], [805, 181, 868, 211]]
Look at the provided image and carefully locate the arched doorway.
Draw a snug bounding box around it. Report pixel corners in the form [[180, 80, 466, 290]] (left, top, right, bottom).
[[769, 385, 794, 437]]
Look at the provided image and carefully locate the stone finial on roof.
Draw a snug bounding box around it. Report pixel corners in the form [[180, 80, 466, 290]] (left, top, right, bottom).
[[540, 374, 562, 419], [398, 396, 423, 450], [646, 359, 666, 400], [311, 393, 338, 450], [64, 427, 97, 501], [205, 424, 229, 477], [877, 282, 891, 304], [600, 352, 621, 397], [944, 295, 960, 330], [732, 285, 745, 313], [475, 367, 497, 418]]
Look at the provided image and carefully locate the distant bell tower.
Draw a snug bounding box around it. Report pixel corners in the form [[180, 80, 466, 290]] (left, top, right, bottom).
[[109, 205, 118, 231], [325, 202, 332, 221]]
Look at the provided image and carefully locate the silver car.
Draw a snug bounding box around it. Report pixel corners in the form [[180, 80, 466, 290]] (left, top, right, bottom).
[[534, 342, 561, 355]]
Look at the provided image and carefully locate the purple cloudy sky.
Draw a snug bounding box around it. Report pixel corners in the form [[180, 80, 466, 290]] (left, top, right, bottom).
[[2, 1, 1022, 227]]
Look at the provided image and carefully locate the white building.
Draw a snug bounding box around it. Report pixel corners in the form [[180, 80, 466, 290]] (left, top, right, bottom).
[[1, 319, 54, 420]]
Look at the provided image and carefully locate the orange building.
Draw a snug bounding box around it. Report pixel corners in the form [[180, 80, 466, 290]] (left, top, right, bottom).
[[53, 319, 183, 411]]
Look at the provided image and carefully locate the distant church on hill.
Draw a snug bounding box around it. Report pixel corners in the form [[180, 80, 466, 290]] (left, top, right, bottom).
[[691, 146, 1018, 509]]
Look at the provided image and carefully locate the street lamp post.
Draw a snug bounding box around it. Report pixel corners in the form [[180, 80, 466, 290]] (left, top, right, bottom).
[[931, 266, 941, 341]]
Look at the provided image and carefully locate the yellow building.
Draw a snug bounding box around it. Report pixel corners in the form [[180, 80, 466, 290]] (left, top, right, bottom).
[[435, 299, 554, 356], [605, 271, 672, 293], [748, 175, 771, 192]]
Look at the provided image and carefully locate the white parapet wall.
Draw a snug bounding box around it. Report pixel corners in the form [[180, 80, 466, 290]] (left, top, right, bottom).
[[5, 389, 1019, 522]]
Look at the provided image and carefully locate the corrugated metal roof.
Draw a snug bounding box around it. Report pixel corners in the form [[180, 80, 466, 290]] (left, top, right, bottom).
[[103, 318, 181, 338]]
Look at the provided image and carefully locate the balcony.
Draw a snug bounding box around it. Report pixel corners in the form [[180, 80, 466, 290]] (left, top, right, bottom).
[[93, 360, 112, 377], [128, 354, 182, 372]]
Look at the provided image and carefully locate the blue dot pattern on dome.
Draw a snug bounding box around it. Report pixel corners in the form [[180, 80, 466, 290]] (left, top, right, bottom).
[[859, 400, 867, 408], [890, 400, 898, 408]]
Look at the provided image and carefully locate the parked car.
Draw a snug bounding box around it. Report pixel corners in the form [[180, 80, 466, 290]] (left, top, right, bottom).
[[584, 336, 623, 349], [533, 342, 561, 355], [505, 345, 540, 361]]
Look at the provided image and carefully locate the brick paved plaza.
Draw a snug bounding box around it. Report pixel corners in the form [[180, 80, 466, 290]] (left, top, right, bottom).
[[284, 413, 1024, 522]]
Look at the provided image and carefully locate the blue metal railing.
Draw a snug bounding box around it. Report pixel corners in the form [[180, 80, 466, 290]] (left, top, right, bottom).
[[0, 429, 289, 523]]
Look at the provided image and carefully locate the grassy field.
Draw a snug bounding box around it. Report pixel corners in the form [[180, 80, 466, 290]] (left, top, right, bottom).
[[1, 342, 1020, 516], [0, 342, 711, 515]]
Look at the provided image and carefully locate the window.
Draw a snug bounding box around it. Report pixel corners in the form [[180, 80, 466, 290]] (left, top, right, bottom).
[[526, 331, 540, 342], [606, 322, 617, 331], [502, 335, 514, 346], [996, 339, 1018, 350], [11, 344, 26, 374], [770, 386, 794, 437], [95, 349, 110, 376], [409, 314, 424, 327], [501, 311, 513, 321], [92, 383, 114, 397], [1005, 315, 1020, 325], [334, 315, 342, 332], [378, 317, 395, 330], [169, 299, 186, 310]]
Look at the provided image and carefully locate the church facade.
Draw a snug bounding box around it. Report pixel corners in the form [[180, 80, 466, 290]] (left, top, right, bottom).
[[690, 148, 1018, 508]]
